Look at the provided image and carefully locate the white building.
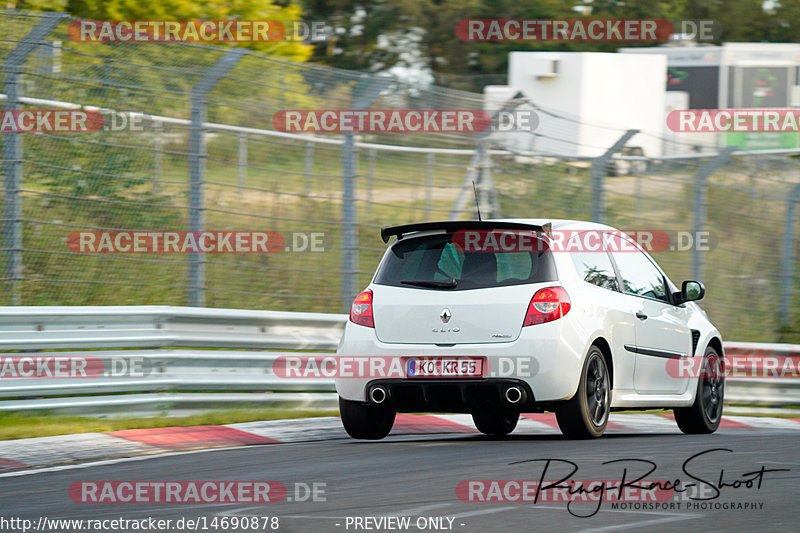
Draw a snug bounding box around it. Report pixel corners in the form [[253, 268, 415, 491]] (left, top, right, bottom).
[[486, 51, 667, 158], [620, 42, 800, 151]]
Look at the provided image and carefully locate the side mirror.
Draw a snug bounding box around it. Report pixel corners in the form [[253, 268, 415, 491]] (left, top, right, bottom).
[[681, 280, 705, 302]]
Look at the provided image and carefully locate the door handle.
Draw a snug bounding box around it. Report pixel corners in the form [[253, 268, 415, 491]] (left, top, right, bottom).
[[635, 311, 648, 320]]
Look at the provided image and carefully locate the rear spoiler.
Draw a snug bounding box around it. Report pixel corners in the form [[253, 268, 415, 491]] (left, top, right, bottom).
[[380, 221, 552, 243]]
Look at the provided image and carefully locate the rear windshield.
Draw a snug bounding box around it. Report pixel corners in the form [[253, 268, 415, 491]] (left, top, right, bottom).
[[374, 231, 557, 290]]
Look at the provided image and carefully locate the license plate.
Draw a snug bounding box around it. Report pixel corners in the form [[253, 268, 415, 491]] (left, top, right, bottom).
[[406, 357, 483, 378]]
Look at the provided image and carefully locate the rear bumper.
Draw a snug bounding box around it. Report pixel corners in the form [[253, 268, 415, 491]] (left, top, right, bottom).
[[335, 319, 586, 404], [363, 378, 536, 413]]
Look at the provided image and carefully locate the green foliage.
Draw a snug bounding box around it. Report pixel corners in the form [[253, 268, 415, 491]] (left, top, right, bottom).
[[23, 131, 179, 228], [300, 0, 784, 88], [13, 0, 797, 88], [48, 0, 312, 59], [0, 408, 339, 440], [12, 0, 68, 10], [14, 0, 796, 89], [301, 0, 402, 71]]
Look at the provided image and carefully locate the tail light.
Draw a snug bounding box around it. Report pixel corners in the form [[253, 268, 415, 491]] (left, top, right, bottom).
[[350, 289, 374, 328], [523, 286, 571, 326]]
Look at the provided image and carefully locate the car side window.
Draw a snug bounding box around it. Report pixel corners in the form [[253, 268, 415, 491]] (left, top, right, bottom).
[[608, 236, 669, 303], [570, 250, 618, 291]]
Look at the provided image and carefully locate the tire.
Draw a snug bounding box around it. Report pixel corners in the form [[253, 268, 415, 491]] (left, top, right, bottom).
[[472, 408, 519, 436], [629, 147, 647, 175], [674, 347, 724, 434], [555, 347, 610, 439], [339, 396, 395, 440], [612, 160, 630, 177]]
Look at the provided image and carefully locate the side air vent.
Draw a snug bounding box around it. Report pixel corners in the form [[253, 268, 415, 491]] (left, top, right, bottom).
[[690, 329, 701, 356]]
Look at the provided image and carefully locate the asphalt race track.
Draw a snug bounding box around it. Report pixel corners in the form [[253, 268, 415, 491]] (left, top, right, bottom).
[[1, 425, 798, 533]]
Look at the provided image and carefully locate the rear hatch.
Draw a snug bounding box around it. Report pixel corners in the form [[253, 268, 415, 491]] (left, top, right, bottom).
[[372, 283, 554, 344], [371, 227, 557, 344]]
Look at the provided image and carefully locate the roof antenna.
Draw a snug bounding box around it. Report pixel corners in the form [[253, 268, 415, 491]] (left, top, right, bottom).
[[472, 180, 482, 221]]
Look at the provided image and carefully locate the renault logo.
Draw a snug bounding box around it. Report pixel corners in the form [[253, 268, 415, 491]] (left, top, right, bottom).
[[440, 309, 452, 323]]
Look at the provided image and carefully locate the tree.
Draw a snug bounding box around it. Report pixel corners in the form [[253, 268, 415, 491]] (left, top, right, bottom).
[[300, 0, 402, 71], [381, 0, 580, 90], [13, 0, 313, 60], [681, 0, 770, 43], [12, 0, 68, 10], [763, 0, 800, 42]]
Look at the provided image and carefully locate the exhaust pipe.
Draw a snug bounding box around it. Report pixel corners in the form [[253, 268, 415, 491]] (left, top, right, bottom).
[[504, 386, 525, 404], [369, 385, 387, 404]]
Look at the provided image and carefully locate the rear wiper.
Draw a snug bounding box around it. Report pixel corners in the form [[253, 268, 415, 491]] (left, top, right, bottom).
[[400, 278, 458, 289]]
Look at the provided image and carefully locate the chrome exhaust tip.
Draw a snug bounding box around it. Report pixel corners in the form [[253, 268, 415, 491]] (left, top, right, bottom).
[[505, 386, 524, 404], [369, 385, 387, 404]]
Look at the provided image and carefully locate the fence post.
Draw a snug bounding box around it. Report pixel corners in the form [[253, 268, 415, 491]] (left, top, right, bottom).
[[634, 173, 642, 220], [304, 140, 314, 196], [365, 148, 375, 217], [590, 129, 638, 224], [449, 149, 483, 220], [341, 134, 358, 310], [340, 77, 391, 312], [1, 13, 65, 305], [153, 121, 163, 194], [691, 147, 736, 282], [425, 152, 434, 218], [779, 182, 800, 332], [476, 142, 496, 217], [237, 131, 247, 191], [188, 49, 245, 307], [482, 142, 502, 217]]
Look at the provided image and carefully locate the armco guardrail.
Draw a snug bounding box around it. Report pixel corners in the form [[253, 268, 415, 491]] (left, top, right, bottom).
[[0, 306, 345, 415], [0, 350, 336, 398], [0, 306, 344, 351], [0, 307, 796, 415], [718, 342, 800, 407]]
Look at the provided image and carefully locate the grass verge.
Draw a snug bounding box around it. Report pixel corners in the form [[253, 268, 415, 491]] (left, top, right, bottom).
[[0, 408, 339, 441], [1, 406, 795, 442]]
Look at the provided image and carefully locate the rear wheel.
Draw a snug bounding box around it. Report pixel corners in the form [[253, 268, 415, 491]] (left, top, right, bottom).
[[339, 397, 395, 440], [556, 347, 610, 439], [674, 347, 724, 434], [472, 408, 519, 436]]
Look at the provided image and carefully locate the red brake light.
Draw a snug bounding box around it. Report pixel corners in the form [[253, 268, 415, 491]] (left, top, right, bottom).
[[350, 289, 374, 328], [523, 286, 571, 326]]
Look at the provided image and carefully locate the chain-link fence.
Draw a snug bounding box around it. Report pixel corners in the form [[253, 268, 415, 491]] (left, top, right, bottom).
[[1, 10, 799, 343]]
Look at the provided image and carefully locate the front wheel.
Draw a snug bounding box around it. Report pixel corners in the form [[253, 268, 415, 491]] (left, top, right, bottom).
[[674, 347, 724, 434], [339, 397, 395, 440], [555, 347, 610, 439]]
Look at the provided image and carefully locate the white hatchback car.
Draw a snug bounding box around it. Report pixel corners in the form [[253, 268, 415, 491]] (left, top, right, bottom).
[[336, 219, 724, 439]]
